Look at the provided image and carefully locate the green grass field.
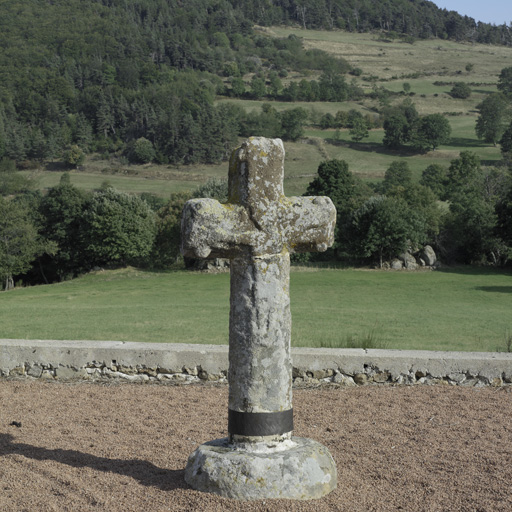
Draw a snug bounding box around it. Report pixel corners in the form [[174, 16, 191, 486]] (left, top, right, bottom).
[[2, 267, 511, 352]]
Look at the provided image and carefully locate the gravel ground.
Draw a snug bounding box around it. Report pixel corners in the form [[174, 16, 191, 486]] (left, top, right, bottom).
[[1, 381, 511, 512]]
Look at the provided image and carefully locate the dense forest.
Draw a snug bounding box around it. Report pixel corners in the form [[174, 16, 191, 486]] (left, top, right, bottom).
[[0, 0, 358, 167], [1, 0, 512, 289]]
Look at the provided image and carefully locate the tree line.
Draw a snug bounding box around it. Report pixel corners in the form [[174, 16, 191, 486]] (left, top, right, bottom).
[[0, 173, 233, 289], [2, 64, 512, 289], [233, 0, 512, 46], [305, 153, 512, 268], [2, 145, 512, 290], [2, 1, 512, 289]]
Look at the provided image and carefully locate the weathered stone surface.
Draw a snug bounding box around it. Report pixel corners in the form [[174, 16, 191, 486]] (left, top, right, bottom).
[[399, 252, 418, 270], [55, 366, 81, 380], [490, 377, 503, 387], [103, 368, 149, 381], [229, 252, 292, 413], [2, 341, 512, 389], [354, 373, 368, 385], [117, 365, 137, 375], [190, 258, 229, 272], [448, 373, 467, 384], [292, 367, 307, 379], [372, 371, 391, 383], [309, 369, 334, 380], [391, 259, 403, 270], [420, 245, 436, 266], [185, 437, 337, 500], [140, 367, 158, 377], [10, 365, 25, 376], [181, 139, 335, 262], [333, 373, 356, 386], [27, 365, 43, 378]]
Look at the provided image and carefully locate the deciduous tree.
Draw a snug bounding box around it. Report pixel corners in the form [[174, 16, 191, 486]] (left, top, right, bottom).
[[383, 114, 409, 148], [306, 159, 370, 254], [80, 187, 156, 267], [349, 195, 426, 268], [414, 114, 451, 151], [349, 117, 369, 142], [131, 137, 156, 164], [230, 77, 245, 98], [446, 151, 483, 199], [64, 145, 85, 168], [381, 161, 412, 194], [0, 197, 46, 290], [450, 82, 471, 99], [280, 108, 308, 141], [420, 163, 448, 199], [475, 93, 510, 146], [151, 192, 192, 268], [497, 66, 512, 97], [444, 193, 501, 264], [39, 179, 87, 279], [499, 121, 512, 156]]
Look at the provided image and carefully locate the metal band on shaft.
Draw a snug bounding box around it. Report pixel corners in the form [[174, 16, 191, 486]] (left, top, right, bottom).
[[228, 408, 293, 437]]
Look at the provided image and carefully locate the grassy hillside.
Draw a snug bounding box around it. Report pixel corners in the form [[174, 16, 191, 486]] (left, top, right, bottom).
[[1, 267, 511, 352], [269, 27, 509, 90], [25, 30, 510, 198]]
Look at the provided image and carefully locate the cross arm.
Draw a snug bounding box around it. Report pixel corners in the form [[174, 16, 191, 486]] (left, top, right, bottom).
[[281, 196, 336, 254], [181, 198, 257, 259], [181, 195, 336, 259]]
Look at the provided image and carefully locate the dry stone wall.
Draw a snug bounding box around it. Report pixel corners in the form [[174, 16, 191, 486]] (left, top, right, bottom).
[[1, 340, 510, 388]]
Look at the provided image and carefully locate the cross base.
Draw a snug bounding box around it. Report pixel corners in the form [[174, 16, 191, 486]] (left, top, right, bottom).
[[184, 437, 337, 500]]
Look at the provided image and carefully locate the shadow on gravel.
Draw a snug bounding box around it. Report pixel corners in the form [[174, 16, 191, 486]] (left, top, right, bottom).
[[0, 433, 188, 491]]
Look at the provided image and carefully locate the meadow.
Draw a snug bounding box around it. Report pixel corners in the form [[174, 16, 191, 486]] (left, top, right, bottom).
[[2, 266, 511, 353]]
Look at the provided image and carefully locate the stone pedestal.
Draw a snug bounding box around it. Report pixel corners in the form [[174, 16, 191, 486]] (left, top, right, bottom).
[[185, 437, 337, 500]]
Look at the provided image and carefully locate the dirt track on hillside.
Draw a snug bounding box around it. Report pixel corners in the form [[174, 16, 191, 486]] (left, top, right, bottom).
[[1, 381, 511, 511]]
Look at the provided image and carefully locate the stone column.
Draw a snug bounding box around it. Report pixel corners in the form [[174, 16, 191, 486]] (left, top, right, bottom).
[[228, 252, 293, 444]]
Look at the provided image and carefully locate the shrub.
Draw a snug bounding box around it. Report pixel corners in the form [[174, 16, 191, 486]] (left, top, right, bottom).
[[64, 145, 85, 168], [450, 82, 471, 99], [131, 138, 156, 164]]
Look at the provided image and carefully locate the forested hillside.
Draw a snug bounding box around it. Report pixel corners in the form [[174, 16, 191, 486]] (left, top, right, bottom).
[[0, 0, 245, 166], [1, 0, 511, 171], [0, 0, 358, 168]]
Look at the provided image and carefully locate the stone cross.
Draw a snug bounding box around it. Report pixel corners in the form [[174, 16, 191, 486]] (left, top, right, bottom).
[[181, 137, 337, 500]]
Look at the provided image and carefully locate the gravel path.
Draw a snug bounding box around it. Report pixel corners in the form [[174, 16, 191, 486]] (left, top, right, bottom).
[[1, 381, 511, 511]]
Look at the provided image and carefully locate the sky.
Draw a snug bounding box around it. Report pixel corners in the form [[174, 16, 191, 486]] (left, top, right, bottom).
[[433, 0, 511, 26]]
